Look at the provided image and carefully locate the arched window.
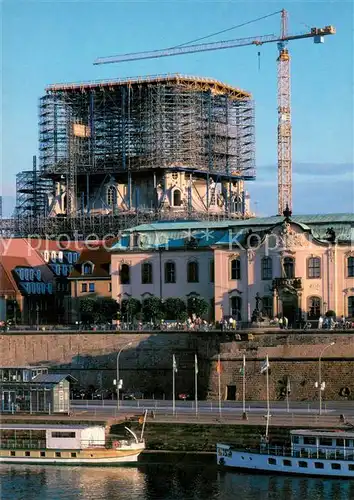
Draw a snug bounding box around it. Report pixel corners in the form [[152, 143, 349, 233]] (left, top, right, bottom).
[[230, 296, 242, 320], [308, 257, 321, 279], [107, 185, 117, 206], [165, 261, 176, 284], [308, 296, 321, 319], [187, 261, 199, 283], [120, 264, 130, 285], [231, 195, 242, 213], [347, 257, 354, 278], [230, 258, 241, 280], [283, 257, 295, 279], [261, 257, 272, 280], [348, 296, 354, 317], [82, 262, 94, 275], [141, 262, 153, 284], [173, 189, 182, 207]]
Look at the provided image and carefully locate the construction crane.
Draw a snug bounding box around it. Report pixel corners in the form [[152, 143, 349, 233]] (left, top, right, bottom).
[[94, 10, 335, 215]]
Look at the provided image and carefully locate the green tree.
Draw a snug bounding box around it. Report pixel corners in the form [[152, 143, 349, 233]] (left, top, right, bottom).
[[95, 297, 120, 323], [79, 297, 119, 324], [79, 297, 96, 324], [325, 310, 336, 318], [142, 297, 164, 322], [187, 296, 209, 319], [163, 297, 187, 321], [121, 298, 141, 321]]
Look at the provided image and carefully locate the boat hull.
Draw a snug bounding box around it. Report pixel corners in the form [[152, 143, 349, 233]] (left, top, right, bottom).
[[0, 454, 141, 465], [0, 447, 144, 465], [217, 444, 354, 478]]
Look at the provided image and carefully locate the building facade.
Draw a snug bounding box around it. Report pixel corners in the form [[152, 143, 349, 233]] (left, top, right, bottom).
[[0, 238, 82, 324], [111, 212, 354, 325]]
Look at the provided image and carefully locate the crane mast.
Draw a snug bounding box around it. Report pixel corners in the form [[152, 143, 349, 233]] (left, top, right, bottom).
[[94, 12, 335, 215], [277, 9, 292, 214]]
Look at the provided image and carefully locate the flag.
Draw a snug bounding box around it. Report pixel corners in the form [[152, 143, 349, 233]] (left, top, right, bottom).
[[239, 355, 246, 375], [216, 356, 222, 374], [195, 354, 199, 375], [260, 357, 270, 374], [286, 377, 291, 395], [173, 354, 178, 373]]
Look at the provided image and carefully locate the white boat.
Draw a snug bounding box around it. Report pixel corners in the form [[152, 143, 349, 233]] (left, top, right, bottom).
[[217, 429, 354, 477], [0, 420, 146, 465]]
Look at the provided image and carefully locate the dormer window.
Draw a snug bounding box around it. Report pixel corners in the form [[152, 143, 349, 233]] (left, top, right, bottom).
[[82, 262, 94, 275]]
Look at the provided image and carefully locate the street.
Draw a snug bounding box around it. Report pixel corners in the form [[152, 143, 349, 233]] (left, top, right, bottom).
[[69, 399, 354, 425]]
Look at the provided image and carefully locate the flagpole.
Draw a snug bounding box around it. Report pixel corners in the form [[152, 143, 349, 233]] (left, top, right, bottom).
[[265, 354, 270, 438], [172, 354, 176, 417], [286, 379, 289, 413], [218, 354, 221, 418], [242, 354, 246, 419], [195, 354, 198, 416]]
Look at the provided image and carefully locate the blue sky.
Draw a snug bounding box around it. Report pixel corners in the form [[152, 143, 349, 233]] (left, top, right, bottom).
[[2, 0, 353, 216]]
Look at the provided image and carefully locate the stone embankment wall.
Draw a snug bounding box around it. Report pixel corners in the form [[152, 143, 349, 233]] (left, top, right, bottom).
[[1, 330, 353, 401]]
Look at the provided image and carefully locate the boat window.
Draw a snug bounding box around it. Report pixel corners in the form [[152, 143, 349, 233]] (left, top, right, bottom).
[[52, 432, 76, 438], [315, 462, 324, 469], [71, 452, 77, 458], [298, 461, 308, 468], [10, 451, 15, 457], [304, 437, 316, 445], [319, 437, 333, 446], [40, 451, 46, 457], [336, 439, 344, 446], [349, 464, 354, 471], [331, 463, 341, 470], [268, 458, 277, 465], [55, 452, 61, 458], [292, 436, 299, 444], [25, 451, 30, 457], [283, 459, 292, 466]]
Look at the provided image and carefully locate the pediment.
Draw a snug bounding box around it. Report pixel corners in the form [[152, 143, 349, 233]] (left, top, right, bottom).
[[268, 222, 310, 250]]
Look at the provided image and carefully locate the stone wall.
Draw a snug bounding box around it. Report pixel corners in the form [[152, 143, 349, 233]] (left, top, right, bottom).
[[1, 330, 353, 400]]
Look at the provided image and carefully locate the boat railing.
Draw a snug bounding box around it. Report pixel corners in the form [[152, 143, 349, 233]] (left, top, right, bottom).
[[0, 439, 46, 450], [294, 448, 354, 461]]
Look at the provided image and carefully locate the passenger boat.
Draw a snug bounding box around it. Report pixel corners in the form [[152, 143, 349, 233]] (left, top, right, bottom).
[[217, 429, 354, 477], [0, 420, 146, 465]]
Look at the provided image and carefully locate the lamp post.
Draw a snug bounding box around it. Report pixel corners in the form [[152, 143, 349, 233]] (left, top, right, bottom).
[[318, 342, 335, 415], [116, 342, 133, 410]]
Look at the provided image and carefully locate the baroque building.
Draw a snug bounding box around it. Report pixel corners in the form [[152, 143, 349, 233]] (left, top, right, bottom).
[[110, 211, 354, 325]]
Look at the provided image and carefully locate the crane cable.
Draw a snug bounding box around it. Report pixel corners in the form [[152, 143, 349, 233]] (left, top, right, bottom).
[[170, 10, 282, 49]]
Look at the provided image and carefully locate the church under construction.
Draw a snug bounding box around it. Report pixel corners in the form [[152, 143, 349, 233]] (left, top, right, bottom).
[[7, 73, 255, 237]]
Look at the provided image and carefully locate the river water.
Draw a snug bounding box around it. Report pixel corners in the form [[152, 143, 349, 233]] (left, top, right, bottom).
[[1, 463, 354, 500]]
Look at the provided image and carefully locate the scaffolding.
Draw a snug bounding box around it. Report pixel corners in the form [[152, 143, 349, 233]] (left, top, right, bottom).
[[15, 157, 52, 219], [40, 73, 255, 180], [2, 74, 256, 238]]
